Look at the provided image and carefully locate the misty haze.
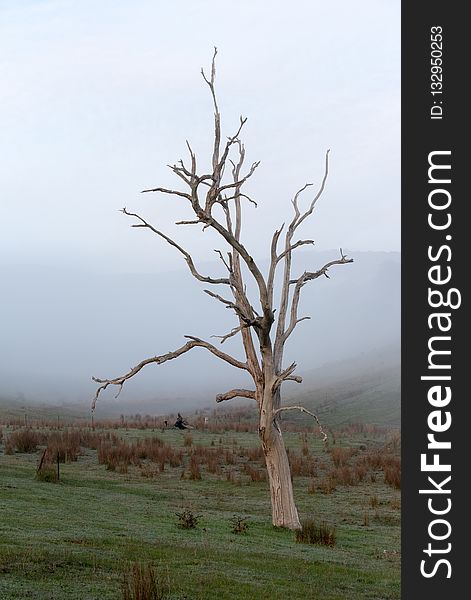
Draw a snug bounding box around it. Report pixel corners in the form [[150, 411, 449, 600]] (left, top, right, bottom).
[[1, 249, 399, 416]]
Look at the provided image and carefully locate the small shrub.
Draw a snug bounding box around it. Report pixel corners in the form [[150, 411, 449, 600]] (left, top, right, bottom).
[[9, 429, 42, 453], [295, 520, 336, 547], [121, 562, 170, 600], [370, 495, 380, 508], [206, 454, 221, 474], [317, 476, 336, 494], [224, 450, 236, 465], [189, 456, 201, 480], [183, 433, 193, 447], [384, 463, 401, 489], [301, 442, 310, 457], [230, 516, 250, 534], [330, 447, 353, 467], [330, 465, 357, 486], [289, 453, 317, 477], [140, 464, 159, 478], [243, 464, 265, 482], [4, 438, 14, 455], [46, 431, 81, 463], [36, 465, 59, 483], [353, 463, 367, 482], [176, 510, 201, 529]]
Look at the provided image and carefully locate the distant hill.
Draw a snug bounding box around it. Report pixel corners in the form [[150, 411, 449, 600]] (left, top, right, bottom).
[[287, 358, 401, 427], [0, 398, 89, 422], [287, 344, 400, 427]]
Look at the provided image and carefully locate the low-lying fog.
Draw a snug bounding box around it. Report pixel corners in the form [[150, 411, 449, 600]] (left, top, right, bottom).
[[1, 250, 399, 414]]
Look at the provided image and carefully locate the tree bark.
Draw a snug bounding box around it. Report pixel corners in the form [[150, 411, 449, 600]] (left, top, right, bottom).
[[260, 421, 301, 530]]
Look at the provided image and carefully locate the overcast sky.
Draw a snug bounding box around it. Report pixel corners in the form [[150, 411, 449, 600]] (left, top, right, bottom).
[[0, 0, 399, 274]]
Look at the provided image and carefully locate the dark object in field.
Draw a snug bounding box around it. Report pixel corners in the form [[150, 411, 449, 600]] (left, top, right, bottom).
[[175, 509, 201, 529], [295, 519, 336, 547], [36, 449, 59, 483], [230, 515, 250, 534], [174, 413, 193, 430]]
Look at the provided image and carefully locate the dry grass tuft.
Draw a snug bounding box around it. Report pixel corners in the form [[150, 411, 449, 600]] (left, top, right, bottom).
[[295, 520, 336, 547], [121, 562, 170, 600]]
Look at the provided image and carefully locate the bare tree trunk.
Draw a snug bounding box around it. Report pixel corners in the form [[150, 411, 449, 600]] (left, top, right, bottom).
[[259, 384, 301, 530], [260, 421, 301, 530]]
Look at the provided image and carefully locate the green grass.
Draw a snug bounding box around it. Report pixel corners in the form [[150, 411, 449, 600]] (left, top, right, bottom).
[[0, 428, 400, 599]]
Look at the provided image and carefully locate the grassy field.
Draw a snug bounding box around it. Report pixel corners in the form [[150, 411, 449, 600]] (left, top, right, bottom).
[[0, 424, 400, 600]]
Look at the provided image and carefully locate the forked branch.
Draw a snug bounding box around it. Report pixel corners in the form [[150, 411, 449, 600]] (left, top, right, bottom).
[[212, 324, 249, 344], [273, 406, 327, 442], [284, 250, 353, 342], [290, 150, 330, 232], [92, 337, 248, 410], [121, 208, 230, 285]]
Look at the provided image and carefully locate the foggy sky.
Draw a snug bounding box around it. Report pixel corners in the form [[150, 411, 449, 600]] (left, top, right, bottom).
[[0, 0, 400, 274], [0, 2, 400, 410]]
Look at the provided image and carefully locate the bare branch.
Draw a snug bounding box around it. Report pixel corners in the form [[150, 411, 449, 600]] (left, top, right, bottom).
[[272, 362, 300, 391], [224, 139, 264, 383], [168, 163, 191, 186], [92, 337, 249, 410], [267, 224, 285, 303], [214, 249, 231, 272], [273, 406, 327, 442], [216, 118, 248, 180], [212, 323, 248, 344], [288, 251, 353, 285], [184, 336, 249, 370], [279, 361, 298, 380], [185, 140, 197, 176], [276, 239, 315, 264], [197, 59, 270, 322], [274, 151, 331, 372], [217, 161, 261, 193], [140, 186, 192, 200], [204, 215, 272, 321], [289, 182, 313, 227], [201, 47, 220, 172], [223, 192, 257, 207], [284, 251, 353, 342], [203, 288, 238, 309], [216, 388, 256, 403], [292, 150, 330, 232], [203, 289, 258, 327], [121, 208, 230, 285], [285, 375, 303, 383]]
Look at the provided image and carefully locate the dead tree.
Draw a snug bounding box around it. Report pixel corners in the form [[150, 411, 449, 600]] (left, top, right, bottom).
[[92, 49, 352, 530]]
